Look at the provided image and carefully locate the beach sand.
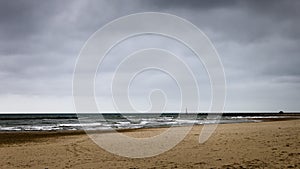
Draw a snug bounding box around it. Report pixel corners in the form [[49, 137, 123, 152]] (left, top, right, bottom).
[[0, 120, 299, 169]]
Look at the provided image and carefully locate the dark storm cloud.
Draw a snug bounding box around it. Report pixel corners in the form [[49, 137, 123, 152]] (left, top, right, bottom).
[[146, 0, 300, 42], [145, 0, 300, 84], [127, 0, 300, 111], [0, 0, 146, 98], [142, 0, 237, 9], [0, 0, 299, 111], [0, 1, 74, 74], [0, 1, 81, 98]]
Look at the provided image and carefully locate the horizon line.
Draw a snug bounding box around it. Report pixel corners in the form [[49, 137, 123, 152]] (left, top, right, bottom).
[[0, 111, 299, 114]]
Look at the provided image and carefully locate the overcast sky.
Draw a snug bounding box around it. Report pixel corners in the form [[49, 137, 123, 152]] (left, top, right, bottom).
[[0, 0, 299, 112]]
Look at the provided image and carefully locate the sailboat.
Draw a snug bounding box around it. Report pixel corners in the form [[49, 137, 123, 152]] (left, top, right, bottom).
[[178, 107, 187, 119]]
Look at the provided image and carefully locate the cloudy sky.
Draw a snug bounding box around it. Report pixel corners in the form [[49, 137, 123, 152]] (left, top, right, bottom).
[[0, 0, 299, 113]]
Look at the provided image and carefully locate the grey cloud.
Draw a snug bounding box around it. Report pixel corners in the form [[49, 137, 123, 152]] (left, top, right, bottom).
[[0, 0, 299, 111], [142, 0, 237, 10]]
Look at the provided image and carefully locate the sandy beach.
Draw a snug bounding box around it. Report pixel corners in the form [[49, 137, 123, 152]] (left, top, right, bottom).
[[0, 119, 299, 169]]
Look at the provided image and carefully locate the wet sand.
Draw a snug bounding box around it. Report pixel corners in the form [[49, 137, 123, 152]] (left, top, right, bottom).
[[0, 119, 299, 169]]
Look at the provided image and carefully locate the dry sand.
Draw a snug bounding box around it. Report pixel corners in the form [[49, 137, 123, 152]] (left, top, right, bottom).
[[0, 120, 299, 169]]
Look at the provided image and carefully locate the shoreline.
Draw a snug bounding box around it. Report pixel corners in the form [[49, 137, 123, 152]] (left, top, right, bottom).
[[1, 113, 299, 133], [0, 117, 299, 145], [0, 119, 299, 168], [0, 115, 298, 133]]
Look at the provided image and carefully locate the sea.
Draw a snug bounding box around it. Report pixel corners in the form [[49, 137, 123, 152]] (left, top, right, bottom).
[[0, 113, 298, 132]]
